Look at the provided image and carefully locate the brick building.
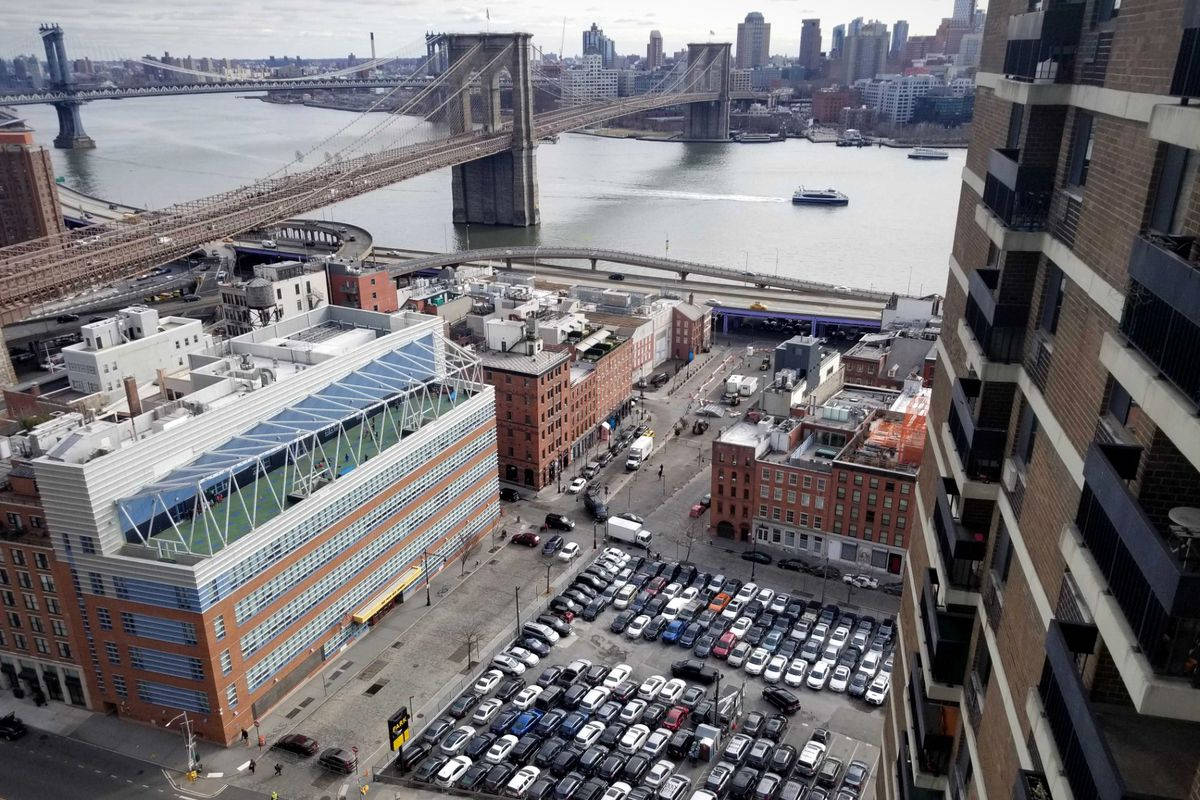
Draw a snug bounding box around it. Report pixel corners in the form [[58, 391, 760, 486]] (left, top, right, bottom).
[[0, 460, 90, 709], [669, 303, 712, 361], [711, 384, 927, 576], [882, 3, 1200, 799], [480, 348, 571, 489], [841, 332, 936, 389], [812, 86, 858, 124], [0, 119, 64, 248], [326, 262, 398, 313]]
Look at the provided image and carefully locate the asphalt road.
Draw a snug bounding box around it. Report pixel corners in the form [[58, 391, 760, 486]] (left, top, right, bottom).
[[0, 728, 263, 800]]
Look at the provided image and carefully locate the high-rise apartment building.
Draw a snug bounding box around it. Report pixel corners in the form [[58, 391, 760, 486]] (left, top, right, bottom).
[[849, 17, 865, 37], [582, 23, 616, 68], [831, 25, 847, 59], [27, 307, 498, 743], [736, 12, 771, 70], [646, 30, 664, 71], [0, 118, 64, 248], [799, 19, 822, 71], [843, 21, 890, 84], [882, 3, 1200, 800], [953, 0, 976, 24], [892, 20, 910, 59]]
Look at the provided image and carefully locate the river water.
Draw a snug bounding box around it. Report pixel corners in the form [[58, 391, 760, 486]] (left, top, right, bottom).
[[22, 94, 964, 295]]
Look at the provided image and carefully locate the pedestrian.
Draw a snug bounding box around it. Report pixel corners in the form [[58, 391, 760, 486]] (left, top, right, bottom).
[[241, 728, 249, 745], [248, 759, 256, 774], [274, 763, 283, 777]]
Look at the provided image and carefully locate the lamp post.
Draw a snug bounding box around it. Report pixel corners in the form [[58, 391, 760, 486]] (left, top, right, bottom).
[[514, 586, 521, 638], [592, 521, 598, 550], [750, 532, 759, 582], [422, 548, 431, 607], [545, 564, 552, 595]]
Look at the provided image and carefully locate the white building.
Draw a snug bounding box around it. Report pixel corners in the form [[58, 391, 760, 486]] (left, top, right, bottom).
[[866, 73, 941, 124], [62, 307, 210, 398], [219, 261, 326, 336], [730, 69, 752, 92], [956, 33, 982, 68], [561, 54, 617, 103]]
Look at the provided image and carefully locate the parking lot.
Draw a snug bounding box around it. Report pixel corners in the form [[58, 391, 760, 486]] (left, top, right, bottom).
[[397, 545, 890, 800]]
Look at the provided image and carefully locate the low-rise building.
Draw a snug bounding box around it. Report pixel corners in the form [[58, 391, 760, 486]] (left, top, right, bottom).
[[842, 332, 935, 389], [669, 303, 712, 360], [219, 261, 325, 336], [326, 261, 398, 313]]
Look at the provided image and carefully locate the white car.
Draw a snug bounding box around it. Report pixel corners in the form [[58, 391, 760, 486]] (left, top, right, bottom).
[[829, 664, 852, 692], [602, 782, 633, 800], [558, 542, 581, 562], [734, 582, 758, 604], [604, 664, 632, 688], [859, 650, 882, 678], [618, 723, 652, 754], [763, 655, 788, 684], [721, 599, 745, 620], [580, 686, 611, 712], [754, 587, 775, 606], [783, 658, 808, 687], [485, 734, 518, 764], [844, 573, 879, 589], [768, 593, 790, 614], [865, 674, 890, 705], [568, 477, 588, 494], [641, 729, 671, 759], [881, 653, 895, 676], [727, 642, 752, 668], [507, 647, 540, 667], [663, 597, 688, 621], [506, 765, 541, 796], [576, 720, 607, 748], [662, 582, 682, 599], [828, 625, 850, 651], [603, 547, 629, 563], [524, 622, 560, 643], [820, 644, 841, 667], [679, 586, 700, 603], [744, 647, 771, 676], [620, 698, 647, 724], [643, 759, 676, 790], [436, 755, 472, 787], [806, 660, 832, 690], [512, 685, 544, 710], [491, 653, 526, 675], [638, 674, 667, 701], [614, 585, 638, 610], [797, 741, 827, 777], [471, 698, 502, 725], [656, 678, 685, 705], [728, 617, 753, 639], [627, 615, 652, 639], [473, 669, 503, 695]]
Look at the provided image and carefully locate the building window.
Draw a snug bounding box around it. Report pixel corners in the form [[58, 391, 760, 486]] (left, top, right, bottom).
[[33, 553, 48, 570], [800, 513, 810, 527], [772, 507, 781, 521], [853, 475, 863, 486], [46, 598, 60, 616], [57, 641, 71, 659], [773, 488, 783, 501], [39, 575, 55, 593], [97, 608, 112, 630], [52, 619, 68, 637], [214, 615, 226, 640], [13, 633, 26, 650], [759, 504, 768, 517], [1037, 264, 1066, 336], [788, 474, 797, 486], [814, 516, 823, 529], [775, 470, 784, 484], [113, 674, 127, 697], [802, 475, 812, 488], [760, 485, 770, 499], [786, 491, 796, 504], [105, 641, 120, 665], [836, 487, 845, 499], [801, 493, 811, 507], [35, 637, 49, 654], [28, 615, 42, 632], [88, 573, 104, 596], [786, 510, 795, 523], [894, 533, 904, 548], [897, 516, 907, 529], [852, 490, 861, 503], [227, 683, 239, 708], [6, 611, 19, 627], [220, 650, 232, 675], [80, 537, 96, 554], [10, 549, 25, 566], [761, 468, 770, 481], [23, 593, 37, 611], [1067, 112, 1094, 187]]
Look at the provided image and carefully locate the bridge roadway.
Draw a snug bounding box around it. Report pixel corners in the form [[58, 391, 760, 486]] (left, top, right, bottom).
[[0, 91, 728, 324]]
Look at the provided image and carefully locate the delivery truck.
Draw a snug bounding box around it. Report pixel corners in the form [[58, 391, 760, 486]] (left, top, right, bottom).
[[605, 516, 653, 548], [625, 434, 653, 470]]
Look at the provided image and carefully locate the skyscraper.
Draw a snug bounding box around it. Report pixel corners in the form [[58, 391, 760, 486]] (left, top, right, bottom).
[[953, 0, 976, 24], [891, 20, 910, 59], [799, 19, 822, 71], [0, 117, 64, 248], [646, 30, 664, 71], [735, 12, 770, 69], [830, 25, 846, 59], [582, 22, 615, 68], [848, 17, 864, 36], [842, 21, 889, 84], [881, 4, 1200, 800]]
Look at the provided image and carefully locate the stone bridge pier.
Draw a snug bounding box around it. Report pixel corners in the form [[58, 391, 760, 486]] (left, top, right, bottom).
[[40, 24, 94, 149], [682, 42, 731, 142], [441, 32, 539, 227]]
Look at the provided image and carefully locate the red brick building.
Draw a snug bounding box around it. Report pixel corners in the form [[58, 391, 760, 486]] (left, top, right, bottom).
[[841, 333, 936, 389], [669, 304, 712, 361], [812, 86, 858, 124], [326, 263, 398, 313], [480, 349, 571, 489]]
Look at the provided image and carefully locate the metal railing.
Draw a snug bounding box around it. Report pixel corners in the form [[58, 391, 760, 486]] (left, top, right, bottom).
[[1049, 188, 1083, 249], [982, 569, 1005, 631]]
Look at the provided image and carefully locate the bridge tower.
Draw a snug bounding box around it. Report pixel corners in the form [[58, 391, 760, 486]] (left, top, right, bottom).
[[38, 24, 94, 150], [441, 33, 539, 227], [682, 42, 732, 142]]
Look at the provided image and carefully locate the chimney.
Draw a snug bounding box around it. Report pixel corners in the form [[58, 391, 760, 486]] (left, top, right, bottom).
[[156, 368, 168, 400], [123, 376, 143, 416], [370, 32, 376, 61]]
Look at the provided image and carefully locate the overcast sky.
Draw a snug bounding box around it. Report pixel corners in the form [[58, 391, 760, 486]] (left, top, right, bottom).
[[3, 1, 978, 62]]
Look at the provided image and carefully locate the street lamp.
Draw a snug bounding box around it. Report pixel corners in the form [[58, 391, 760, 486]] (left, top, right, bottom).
[[515, 586, 521, 637], [422, 548, 432, 607], [750, 532, 760, 582], [592, 521, 598, 550]]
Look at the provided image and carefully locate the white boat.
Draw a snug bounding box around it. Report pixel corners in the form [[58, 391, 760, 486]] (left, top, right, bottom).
[[908, 146, 949, 160], [792, 187, 849, 206], [836, 129, 867, 147], [736, 132, 778, 143]]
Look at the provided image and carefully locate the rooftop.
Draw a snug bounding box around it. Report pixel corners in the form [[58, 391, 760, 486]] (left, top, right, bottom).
[[477, 346, 570, 376]]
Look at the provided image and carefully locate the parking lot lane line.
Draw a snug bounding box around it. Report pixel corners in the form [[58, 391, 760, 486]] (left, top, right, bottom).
[[338, 782, 349, 798]]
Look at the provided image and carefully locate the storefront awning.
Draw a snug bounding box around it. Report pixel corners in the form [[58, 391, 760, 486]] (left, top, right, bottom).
[[351, 566, 422, 624]]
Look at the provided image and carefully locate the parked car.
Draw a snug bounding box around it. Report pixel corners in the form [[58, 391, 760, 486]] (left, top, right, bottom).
[[271, 733, 318, 756], [500, 488, 522, 502], [559, 542, 582, 562], [568, 477, 589, 494], [546, 513, 576, 531], [513, 531, 542, 547]]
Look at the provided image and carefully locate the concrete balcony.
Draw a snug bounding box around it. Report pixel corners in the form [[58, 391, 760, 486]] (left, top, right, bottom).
[[948, 378, 1007, 484], [963, 266, 1029, 366], [931, 481, 988, 593], [1036, 620, 1200, 800], [1012, 770, 1053, 800], [907, 651, 960, 778], [1119, 233, 1200, 412], [982, 148, 1053, 232], [1075, 442, 1200, 677], [1003, 1, 1086, 84]]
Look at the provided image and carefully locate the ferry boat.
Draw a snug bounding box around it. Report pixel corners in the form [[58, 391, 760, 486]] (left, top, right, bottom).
[[792, 187, 849, 206], [836, 129, 867, 147], [908, 146, 949, 160], [736, 132, 778, 143]]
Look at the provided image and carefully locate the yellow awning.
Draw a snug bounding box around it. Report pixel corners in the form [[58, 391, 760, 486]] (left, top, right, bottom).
[[351, 565, 422, 624]]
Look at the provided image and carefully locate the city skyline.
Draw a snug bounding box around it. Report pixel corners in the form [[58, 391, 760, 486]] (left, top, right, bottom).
[[0, 1, 984, 61]]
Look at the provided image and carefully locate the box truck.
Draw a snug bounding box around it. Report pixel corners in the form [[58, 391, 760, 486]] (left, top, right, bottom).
[[605, 516, 653, 548], [625, 435, 653, 470]]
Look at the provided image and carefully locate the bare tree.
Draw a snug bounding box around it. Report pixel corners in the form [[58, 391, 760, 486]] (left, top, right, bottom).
[[462, 629, 484, 670], [459, 531, 481, 577]]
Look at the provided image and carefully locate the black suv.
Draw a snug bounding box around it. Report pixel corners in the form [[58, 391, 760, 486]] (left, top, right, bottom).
[[761, 687, 801, 715], [546, 513, 575, 531], [671, 658, 719, 685]]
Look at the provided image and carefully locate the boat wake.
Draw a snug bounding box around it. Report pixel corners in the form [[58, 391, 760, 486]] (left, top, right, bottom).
[[605, 188, 789, 203]]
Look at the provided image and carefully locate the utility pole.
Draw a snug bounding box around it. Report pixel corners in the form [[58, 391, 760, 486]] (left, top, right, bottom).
[[545, 564, 552, 595], [423, 548, 432, 606], [515, 586, 521, 638], [166, 712, 199, 773]]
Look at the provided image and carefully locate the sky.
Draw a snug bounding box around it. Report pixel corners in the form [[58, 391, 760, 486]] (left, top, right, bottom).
[[2, 1, 979, 62]]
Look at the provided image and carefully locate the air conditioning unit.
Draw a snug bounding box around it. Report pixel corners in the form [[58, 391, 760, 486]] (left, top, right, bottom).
[[1001, 460, 1020, 492]]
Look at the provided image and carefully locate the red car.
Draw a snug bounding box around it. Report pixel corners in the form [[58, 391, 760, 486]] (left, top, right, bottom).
[[512, 532, 541, 547], [689, 504, 706, 518], [712, 631, 738, 659], [646, 576, 668, 596], [662, 706, 690, 731]]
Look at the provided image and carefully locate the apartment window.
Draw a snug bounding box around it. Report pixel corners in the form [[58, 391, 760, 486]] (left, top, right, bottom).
[[802, 475, 812, 488], [801, 493, 811, 507], [23, 593, 37, 611], [814, 516, 823, 529], [1095, 0, 1121, 22], [1, 591, 12, 607], [773, 488, 783, 501], [1149, 144, 1198, 235], [1014, 402, 1040, 467], [760, 485, 770, 499], [1107, 379, 1133, 426], [993, 521, 1016, 583], [226, 683, 239, 708], [899, 498, 908, 511], [275, 288, 282, 300], [772, 507, 782, 521], [28, 616, 42, 633], [883, 496, 893, 509], [34, 637, 49, 654], [52, 619, 67, 638], [759, 505, 768, 517], [901, 484, 910, 494], [80, 537, 96, 554], [761, 468, 771, 481], [0, 569, 6, 586], [897, 516, 907, 529], [853, 475, 863, 486], [836, 487, 846, 499], [786, 491, 796, 504], [96, 607, 112, 630], [214, 615, 226, 640], [1005, 103, 1024, 149], [220, 650, 232, 675], [894, 533, 904, 548], [39, 575, 55, 593], [817, 479, 826, 491], [1037, 263, 1066, 335], [1067, 113, 1094, 187], [788, 474, 797, 486], [869, 478, 879, 489], [835, 503, 844, 517], [13, 633, 26, 650], [10, 550, 25, 566], [866, 510, 876, 523], [852, 490, 861, 503], [33, 552, 48, 570], [88, 573, 104, 596], [17, 572, 31, 589], [105, 641, 120, 665], [45, 598, 60, 615], [786, 510, 795, 523], [112, 673, 127, 697]]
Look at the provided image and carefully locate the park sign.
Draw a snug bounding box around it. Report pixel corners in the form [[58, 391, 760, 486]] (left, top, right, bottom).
[[387, 706, 410, 751]]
